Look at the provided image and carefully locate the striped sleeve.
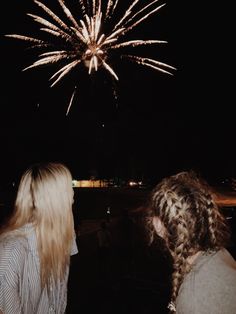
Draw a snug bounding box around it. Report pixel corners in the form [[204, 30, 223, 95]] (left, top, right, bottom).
[[71, 233, 78, 256], [0, 278, 21, 314], [0, 239, 25, 313]]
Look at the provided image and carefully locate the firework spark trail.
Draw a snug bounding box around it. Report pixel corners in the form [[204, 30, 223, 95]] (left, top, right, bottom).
[[124, 0, 162, 26], [111, 0, 119, 16], [49, 60, 81, 86], [106, 0, 115, 18], [113, 0, 139, 31], [78, 0, 86, 15], [58, 0, 80, 29], [122, 55, 176, 75], [121, 3, 167, 36], [110, 39, 167, 50], [66, 87, 77, 115], [5, 0, 176, 114], [34, 0, 72, 33]]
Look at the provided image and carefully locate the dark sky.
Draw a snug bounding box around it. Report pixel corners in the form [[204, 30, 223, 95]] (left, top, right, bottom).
[[0, 0, 235, 184]]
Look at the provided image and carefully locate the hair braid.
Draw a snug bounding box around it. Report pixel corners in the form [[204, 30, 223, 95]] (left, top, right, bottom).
[[207, 198, 230, 248], [166, 201, 192, 307], [145, 170, 231, 313]]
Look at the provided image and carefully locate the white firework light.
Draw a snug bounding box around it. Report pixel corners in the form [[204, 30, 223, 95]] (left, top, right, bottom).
[[6, 0, 176, 114]]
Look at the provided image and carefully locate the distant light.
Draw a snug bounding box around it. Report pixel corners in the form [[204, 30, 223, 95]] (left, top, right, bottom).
[[72, 179, 107, 188], [72, 180, 77, 187]]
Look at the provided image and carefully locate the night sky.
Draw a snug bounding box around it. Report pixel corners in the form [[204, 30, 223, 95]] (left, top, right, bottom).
[[0, 0, 235, 185]]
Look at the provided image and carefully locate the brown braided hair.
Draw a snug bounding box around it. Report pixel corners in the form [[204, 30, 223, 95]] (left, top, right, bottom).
[[145, 170, 230, 312]]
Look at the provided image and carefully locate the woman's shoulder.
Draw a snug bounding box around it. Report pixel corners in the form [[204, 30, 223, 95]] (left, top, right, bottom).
[[217, 248, 236, 270], [178, 249, 236, 313], [0, 229, 30, 266], [194, 249, 236, 284], [0, 234, 29, 290]]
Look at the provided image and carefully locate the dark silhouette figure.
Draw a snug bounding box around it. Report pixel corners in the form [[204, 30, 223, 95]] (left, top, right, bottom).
[[96, 221, 112, 280], [118, 209, 135, 275]]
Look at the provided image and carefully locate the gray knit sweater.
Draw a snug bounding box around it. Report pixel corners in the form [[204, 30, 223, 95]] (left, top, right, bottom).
[[176, 249, 236, 314]]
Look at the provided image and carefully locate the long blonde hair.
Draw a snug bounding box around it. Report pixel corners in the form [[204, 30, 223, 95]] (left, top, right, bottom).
[[146, 171, 230, 311], [1, 162, 74, 289]]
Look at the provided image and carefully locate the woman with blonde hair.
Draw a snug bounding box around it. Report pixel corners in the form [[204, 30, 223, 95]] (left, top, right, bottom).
[[0, 162, 78, 313], [146, 171, 236, 313]]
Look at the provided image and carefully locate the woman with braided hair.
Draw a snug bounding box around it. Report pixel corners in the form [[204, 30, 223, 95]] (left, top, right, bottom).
[[146, 171, 236, 313]]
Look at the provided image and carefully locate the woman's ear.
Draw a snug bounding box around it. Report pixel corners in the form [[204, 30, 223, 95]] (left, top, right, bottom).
[[153, 216, 165, 238]]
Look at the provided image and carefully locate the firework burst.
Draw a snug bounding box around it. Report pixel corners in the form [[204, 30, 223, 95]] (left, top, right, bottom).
[[6, 0, 176, 114]]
